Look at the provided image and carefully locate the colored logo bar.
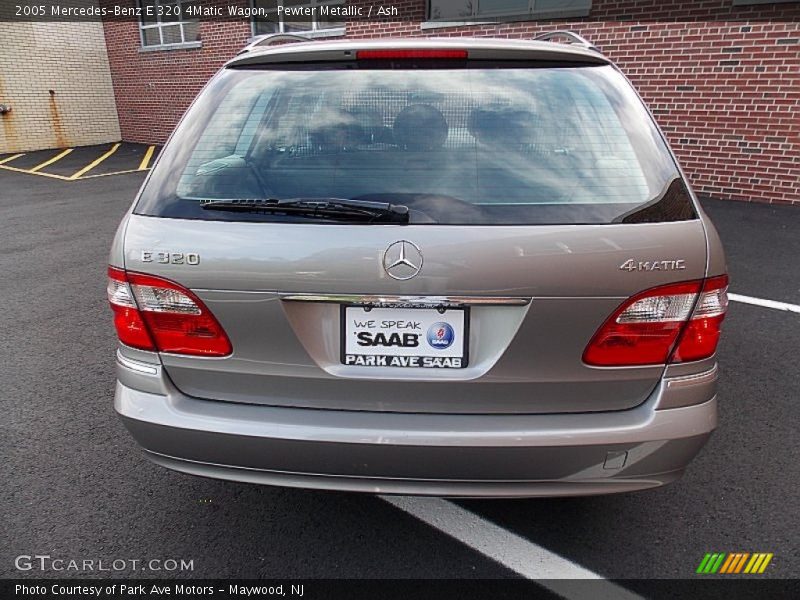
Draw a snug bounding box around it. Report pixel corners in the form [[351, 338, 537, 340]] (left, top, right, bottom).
[[696, 553, 773, 574]]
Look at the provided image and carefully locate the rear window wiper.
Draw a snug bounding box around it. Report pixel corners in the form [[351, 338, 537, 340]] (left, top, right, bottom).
[[200, 197, 409, 223]]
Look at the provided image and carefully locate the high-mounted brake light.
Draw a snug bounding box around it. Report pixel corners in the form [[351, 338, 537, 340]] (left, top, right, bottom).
[[583, 276, 728, 367], [356, 49, 468, 60], [107, 267, 232, 357]]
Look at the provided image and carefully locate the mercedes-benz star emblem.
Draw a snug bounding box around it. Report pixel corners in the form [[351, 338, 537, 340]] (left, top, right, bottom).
[[383, 240, 423, 280]]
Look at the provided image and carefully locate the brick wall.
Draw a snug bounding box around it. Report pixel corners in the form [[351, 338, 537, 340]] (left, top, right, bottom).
[[101, 0, 799, 205], [0, 3, 120, 153], [101, 1, 251, 144]]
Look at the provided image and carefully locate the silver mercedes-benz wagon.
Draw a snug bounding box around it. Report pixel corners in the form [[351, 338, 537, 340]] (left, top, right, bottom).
[[109, 35, 728, 497]]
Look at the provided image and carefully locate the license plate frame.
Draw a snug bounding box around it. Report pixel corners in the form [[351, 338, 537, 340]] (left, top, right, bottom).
[[340, 304, 470, 369]]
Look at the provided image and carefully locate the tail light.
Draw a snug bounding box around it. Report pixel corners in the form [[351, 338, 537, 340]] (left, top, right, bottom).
[[583, 276, 728, 366], [356, 49, 468, 60], [107, 267, 232, 357]]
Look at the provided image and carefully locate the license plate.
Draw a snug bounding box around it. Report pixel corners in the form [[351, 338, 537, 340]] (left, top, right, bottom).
[[341, 305, 469, 369]]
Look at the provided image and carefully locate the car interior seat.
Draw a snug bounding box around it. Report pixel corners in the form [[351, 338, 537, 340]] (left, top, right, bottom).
[[393, 104, 449, 151]]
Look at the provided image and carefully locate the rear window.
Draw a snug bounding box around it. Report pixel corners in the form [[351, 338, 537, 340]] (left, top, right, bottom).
[[136, 62, 696, 225]]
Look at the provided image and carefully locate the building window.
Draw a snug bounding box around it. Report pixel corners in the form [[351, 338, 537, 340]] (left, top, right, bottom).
[[252, 0, 346, 37], [138, 0, 200, 49], [732, 0, 800, 5], [428, 0, 592, 21]]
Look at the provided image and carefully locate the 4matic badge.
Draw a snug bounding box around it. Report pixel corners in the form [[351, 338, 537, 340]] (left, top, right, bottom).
[[619, 258, 686, 272]]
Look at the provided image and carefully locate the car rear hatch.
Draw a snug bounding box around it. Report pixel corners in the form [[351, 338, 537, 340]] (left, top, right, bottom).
[[115, 45, 711, 414]]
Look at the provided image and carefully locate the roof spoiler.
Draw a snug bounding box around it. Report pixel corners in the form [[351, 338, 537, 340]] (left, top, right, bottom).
[[533, 31, 601, 54], [238, 33, 311, 55], [238, 31, 602, 56]]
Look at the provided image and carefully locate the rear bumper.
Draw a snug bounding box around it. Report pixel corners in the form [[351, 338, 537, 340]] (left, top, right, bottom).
[[115, 354, 717, 498]]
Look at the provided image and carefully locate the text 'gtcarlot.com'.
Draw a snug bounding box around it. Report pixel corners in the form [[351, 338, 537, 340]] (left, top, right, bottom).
[[14, 554, 193, 572]]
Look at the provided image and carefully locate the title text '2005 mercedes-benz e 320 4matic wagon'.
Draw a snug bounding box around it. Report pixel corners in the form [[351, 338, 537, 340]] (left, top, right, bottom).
[[108, 34, 728, 497]]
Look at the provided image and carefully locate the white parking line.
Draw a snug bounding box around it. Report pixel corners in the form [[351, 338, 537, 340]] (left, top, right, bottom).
[[729, 294, 800, 314], [382, 496, 643, 600]]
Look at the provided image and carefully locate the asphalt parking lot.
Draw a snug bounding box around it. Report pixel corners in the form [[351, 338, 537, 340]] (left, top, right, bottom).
[[0, 143, 159, 182], [1, 168, 798, 587]]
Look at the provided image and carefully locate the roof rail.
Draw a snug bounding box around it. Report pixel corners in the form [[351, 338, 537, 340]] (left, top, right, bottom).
[[238, 33, 311, 55], [533, 31, 601, 53]]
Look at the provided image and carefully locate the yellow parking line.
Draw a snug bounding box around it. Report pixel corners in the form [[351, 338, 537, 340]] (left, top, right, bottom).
[[138, 145, 156, 170], [29, 148, 73, 173], [0, 164, 72, 180], [0, 153, 25, 165], [79, 168, 150, 180], [69, 143, 120, 180]]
